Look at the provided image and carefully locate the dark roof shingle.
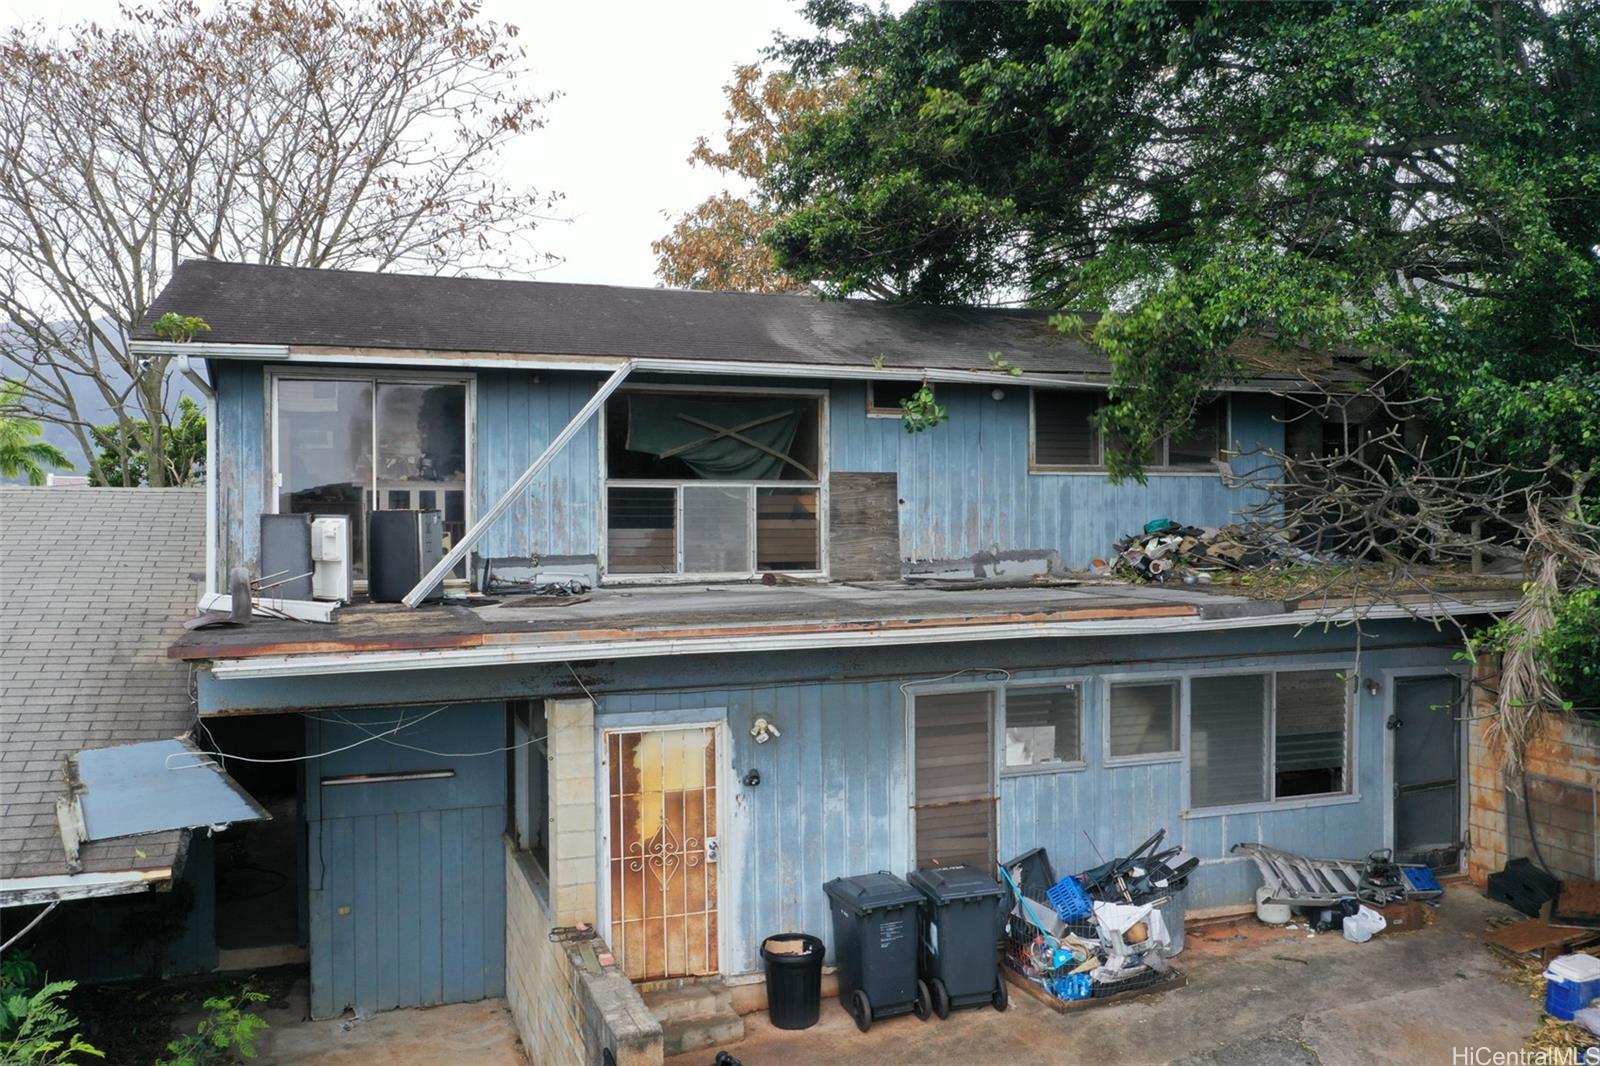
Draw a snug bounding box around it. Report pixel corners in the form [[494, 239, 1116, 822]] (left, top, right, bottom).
[[135, 261, 1349, 384]]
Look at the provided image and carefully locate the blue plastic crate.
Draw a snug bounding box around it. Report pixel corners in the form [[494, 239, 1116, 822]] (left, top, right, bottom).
[[1045, 875, 1092, 922], [1402, 865, 1444, 895]]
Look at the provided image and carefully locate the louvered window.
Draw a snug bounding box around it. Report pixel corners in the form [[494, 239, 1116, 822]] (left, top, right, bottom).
[[1107, 681, 1180, 761], [1004, 685, 1082, 772], [1187, 669, 1352, 810], [1031, 389, 1228, 470], [1190, 675, 1269, 807]]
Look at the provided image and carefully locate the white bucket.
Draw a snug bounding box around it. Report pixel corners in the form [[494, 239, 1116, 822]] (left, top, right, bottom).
[[1255, 885, 1291, 925]]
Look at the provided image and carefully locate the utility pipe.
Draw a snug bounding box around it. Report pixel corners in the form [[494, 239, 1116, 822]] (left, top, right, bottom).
[[401, 361, 637, 607]]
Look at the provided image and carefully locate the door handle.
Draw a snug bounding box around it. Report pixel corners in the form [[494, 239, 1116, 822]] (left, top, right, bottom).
[[1387, 715, 1401, 730]]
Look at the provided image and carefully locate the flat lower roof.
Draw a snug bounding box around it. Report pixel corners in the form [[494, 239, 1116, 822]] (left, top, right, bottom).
[[171, 579, 1516, 680]]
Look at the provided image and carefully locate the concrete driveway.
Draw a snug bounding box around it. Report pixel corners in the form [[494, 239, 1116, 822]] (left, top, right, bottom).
[[671, 890, 1537, 1066], [249, 993, 525, 1066]]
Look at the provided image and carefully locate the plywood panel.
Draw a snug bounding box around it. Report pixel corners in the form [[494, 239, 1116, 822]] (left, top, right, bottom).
[[827, 472, 900, 580]]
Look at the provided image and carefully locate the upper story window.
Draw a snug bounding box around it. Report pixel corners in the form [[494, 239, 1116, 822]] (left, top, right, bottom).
[[1031, 389, 1228, 471], [271, 373, 469, 578], [604, 389, 824, 578], [866, 380, 919, 417]]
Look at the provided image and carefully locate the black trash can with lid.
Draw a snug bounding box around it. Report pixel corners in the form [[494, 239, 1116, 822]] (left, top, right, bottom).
[[822, 871, 931, 1032], [760, 933, 824, 1030], [907, 865, 1009, 1017]]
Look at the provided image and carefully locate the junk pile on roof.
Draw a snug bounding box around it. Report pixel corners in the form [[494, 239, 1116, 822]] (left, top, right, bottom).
[[1000, 829, 1195, 1007], [1102, 518, 1336, 583]]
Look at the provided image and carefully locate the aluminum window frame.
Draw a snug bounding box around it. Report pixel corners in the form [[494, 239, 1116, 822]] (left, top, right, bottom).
[[1028, 389, 1233, 476], [599, 383, 830, 583], [999, 677, 1090, 777], [266, 366, 476, 590], [1180, 662, 1360, 818], [1101, 674, 1185, 767]]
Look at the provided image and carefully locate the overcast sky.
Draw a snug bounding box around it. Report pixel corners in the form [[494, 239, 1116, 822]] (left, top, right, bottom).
[[0, 0, 835, 289]]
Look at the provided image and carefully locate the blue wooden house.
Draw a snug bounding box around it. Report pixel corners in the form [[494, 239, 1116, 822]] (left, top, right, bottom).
[[129, 262, 1506, 1062]]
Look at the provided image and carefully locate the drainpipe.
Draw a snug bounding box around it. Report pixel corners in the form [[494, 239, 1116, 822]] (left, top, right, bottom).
[[173, 354, 217, 600]]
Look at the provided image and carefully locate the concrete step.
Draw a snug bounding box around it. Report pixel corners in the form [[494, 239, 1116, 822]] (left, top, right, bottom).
[[641, 978, 745, 1057]]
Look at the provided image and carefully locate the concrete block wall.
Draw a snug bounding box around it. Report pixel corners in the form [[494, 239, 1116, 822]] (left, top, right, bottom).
[[1468, 653, 1600, 886], [504, 697, 663, 1066]]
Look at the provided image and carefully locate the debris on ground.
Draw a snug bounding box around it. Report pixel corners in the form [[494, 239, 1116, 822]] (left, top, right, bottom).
[[999, 830, 1195, 1008]]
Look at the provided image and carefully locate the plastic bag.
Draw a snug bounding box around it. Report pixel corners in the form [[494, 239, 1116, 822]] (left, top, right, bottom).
[[1341, 904, 1388, 943]]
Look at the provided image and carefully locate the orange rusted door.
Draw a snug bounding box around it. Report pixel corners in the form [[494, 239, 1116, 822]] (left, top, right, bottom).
[[607, 726, 719, 980]]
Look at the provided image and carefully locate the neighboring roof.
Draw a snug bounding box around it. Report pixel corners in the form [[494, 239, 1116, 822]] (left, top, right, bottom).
[[170, 579, 1517, 681], [0, 487, 204, 886], [134, 260, 1357, 385]]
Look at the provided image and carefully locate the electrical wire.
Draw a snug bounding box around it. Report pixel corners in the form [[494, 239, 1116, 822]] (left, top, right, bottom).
[[320, 710, 547, 757], [169, 706, 448, 768]]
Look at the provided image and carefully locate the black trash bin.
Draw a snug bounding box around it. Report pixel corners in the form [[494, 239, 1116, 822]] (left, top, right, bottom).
[[907, 865, 1009, 1017], [822, 871, 930, 1032], [760, 933, 824, 1030]]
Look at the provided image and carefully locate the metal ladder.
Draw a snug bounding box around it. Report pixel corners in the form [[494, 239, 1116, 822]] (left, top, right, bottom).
[[1232, 843, 1369, 906]]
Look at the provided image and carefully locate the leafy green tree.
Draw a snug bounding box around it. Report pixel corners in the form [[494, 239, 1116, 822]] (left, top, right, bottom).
[[766, 0, 1600, 481], [766, 0, 1600, 754], [0, 382, 72, 485], [90, 395, 204, 487]]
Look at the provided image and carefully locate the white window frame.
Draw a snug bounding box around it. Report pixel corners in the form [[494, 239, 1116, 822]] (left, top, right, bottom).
[[267, 367, 476, 590], [1102, 674, 1185, 767], [999, 678, 1089, 777], [1181, 663, 1360, 818], [1028, 389, 1233, 475], [599, 383, 830, 583]]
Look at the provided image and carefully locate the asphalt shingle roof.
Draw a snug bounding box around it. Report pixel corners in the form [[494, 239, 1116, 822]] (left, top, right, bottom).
[[0, 487, 204, 881], [135, 261, 1354, 385]]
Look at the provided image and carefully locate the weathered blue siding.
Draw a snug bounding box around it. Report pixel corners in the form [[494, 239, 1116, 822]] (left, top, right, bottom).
[[212, 359, 268, 576], [828, 381, 1278, 564], [211, 361, 1280, 575], [593, 631, 1454, 975], [304, 703, 506, 1019], [474, 370, 601, 559], [200, 622, 1462, 982]]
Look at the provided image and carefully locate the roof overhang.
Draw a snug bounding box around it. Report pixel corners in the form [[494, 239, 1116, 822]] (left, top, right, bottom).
[[127, 340, 1332, 394], [198, 597, 1517, 683], [0, 868, 173, 908]]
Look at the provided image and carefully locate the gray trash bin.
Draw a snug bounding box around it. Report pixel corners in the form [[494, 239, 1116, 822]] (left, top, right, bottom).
[[822, 871, 931, 1032], [907, 865, 1009, 1017]]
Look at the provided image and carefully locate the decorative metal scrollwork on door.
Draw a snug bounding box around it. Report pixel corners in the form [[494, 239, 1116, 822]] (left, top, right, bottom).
[[627, 824, 702, 889]]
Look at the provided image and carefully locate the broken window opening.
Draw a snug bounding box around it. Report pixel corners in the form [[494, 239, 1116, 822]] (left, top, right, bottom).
[[605, 391, 823, 577]]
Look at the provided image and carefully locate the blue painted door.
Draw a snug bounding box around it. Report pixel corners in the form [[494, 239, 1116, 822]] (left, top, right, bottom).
[[305, 705, 506, 1019]]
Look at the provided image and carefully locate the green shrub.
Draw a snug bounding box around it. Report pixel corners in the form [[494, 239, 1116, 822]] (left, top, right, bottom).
[[0, 981, 103, 1065], [1541, 587, 1600, 714], [155, 989, 268, 1066]]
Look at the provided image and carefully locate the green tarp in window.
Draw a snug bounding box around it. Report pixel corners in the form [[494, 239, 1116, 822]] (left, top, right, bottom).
[[625, 396, 807, 481]]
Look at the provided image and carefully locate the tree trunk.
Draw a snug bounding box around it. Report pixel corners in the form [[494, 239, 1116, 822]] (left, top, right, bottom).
[[139, 365, 168, 487]]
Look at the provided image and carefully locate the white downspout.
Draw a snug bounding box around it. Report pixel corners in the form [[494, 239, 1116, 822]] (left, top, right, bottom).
[[174, 354, 218, 600]]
